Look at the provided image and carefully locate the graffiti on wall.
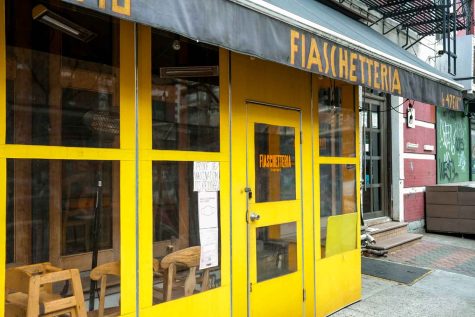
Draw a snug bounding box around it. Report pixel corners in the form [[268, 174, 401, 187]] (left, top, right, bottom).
[[437, 108, 469, 183]]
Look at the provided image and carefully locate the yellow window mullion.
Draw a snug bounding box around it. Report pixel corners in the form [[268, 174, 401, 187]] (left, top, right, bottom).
[[0, 158, 6, 317], [119, 19, 137, 316], [137, 24, 154, 310], [0, 0, 5, 147]]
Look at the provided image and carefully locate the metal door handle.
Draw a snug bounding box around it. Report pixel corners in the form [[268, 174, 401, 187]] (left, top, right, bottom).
[[250, 212, 260, 222]]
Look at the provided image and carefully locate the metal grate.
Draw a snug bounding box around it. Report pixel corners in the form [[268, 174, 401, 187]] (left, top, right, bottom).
[[359, 0, 468, 35]]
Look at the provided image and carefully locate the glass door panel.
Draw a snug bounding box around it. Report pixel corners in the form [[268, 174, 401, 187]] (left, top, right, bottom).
[[247, 104, 303, 317]]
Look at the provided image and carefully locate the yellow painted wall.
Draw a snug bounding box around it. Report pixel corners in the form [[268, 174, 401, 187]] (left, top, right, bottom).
[[0, 3, 361, 314], [230, 52, 315, 316]]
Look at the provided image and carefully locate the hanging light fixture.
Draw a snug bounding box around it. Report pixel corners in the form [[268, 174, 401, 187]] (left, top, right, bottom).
[[32, 4, 96, 42]]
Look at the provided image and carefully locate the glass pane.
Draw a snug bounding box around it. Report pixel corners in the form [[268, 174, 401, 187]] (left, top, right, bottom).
[[320, 164, 356, 258], [61, 161, 115, 255], [152, 162, 221, 304], [256, 222, 297, 282], [371, 132, 381, 156], [151, 29, 220, 152], [255, 123, 296, 202], [6, 1, 120, 148], [319, 87, 355, 157], [372, 187, 381, 211], [6, 158, 120, 313], [372, 160, 381, 184]]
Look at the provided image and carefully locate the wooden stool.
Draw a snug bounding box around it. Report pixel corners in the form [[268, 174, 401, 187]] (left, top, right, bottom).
[[5, 267, 87, 317]]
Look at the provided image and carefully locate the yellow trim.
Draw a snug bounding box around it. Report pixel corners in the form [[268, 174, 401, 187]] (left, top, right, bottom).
[[313, 78, 362, 316], [120, 160, 137, 316], [318, 157, 358, 165], [0, 159, 6, 317], [144, 150, 224, 162], [1, 145, 134, 160], [137, 24, 153, 310], [0, 0, 5, 146], [138, 31, 231, 316], [119, 19, 137, 316]]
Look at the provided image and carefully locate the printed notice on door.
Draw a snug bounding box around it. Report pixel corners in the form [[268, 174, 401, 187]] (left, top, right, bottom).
[[198, 191, 218, 229], [199, 228, 219, 270], [194, 162, 220, 192]]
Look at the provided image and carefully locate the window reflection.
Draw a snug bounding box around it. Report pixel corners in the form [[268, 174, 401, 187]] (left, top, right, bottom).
[[319, 87, 355, 157], [320, 164, 357, 258], [152, 162, 221, 304], [254, 123, 296, 202], [6, 1, 120, 148], [5, 159, 120, 312], [256, 222, 297, 282], [152, 30, 220, 152]]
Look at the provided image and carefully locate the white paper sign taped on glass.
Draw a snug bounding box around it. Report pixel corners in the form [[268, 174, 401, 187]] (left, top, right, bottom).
[[199, 227, 219, 270], [194, 161, 220, 192]]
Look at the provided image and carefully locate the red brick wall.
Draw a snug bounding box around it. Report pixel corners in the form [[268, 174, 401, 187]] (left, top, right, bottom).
[[403, 100, 435, 123], [404, 192, 425, 222], [404, 126, 436, 155], [402, 101, 436, 222], [404, 159, 436, 188]]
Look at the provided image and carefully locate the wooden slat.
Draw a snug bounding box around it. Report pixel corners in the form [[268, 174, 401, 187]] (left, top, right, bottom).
[[40, 296, 77, 314]]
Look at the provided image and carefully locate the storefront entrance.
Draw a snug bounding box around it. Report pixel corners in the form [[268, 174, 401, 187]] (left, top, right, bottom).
[[246, 103, 303, 317]]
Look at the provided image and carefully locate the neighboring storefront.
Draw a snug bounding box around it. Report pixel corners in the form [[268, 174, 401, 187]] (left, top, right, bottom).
[[0, 1, 464, 317], [436, 108, 470, 184]]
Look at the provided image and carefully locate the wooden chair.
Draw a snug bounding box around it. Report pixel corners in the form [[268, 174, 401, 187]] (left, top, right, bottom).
[[88, 262, 120, 317], [5, 267, 87, 317], [153, 246, 210, 302]]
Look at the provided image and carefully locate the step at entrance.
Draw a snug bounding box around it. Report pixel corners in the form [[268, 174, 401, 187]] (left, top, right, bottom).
[[366, 221, 422, 252]]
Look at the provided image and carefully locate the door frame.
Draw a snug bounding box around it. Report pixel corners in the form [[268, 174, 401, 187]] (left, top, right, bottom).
[[245, 100, 304, 317], [361, 92, 389, 220]]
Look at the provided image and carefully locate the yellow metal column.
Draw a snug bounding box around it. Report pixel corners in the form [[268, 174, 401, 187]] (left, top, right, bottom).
[[119, 20, 137, 317], [0, 0, 6, 315]]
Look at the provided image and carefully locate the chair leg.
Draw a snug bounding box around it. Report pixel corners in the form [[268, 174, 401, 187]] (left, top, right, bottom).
[[184, 267, 197, 297], [201, 269, 210, 292]]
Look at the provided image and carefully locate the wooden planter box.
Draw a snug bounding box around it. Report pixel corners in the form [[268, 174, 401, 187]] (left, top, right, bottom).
[[425, 183, 475, 234]]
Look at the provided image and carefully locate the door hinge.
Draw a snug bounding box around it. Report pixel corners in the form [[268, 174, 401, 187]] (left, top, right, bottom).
[[300, 131, 302, 144], [250, 282, 253, 292], [303, 288, 306, 302]]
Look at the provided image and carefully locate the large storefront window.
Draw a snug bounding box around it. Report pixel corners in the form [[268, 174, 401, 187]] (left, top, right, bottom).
[[6, 1, 120, 148], [4, 2, 122, 316], [5, 159, 121, 311], [152, 30, 219, 152], [152, 162, 221, 303], [318, 85, 357, 259], [150, 29, 221, 305], [320, 165, 357, 258], [319, 87, 356, 157]]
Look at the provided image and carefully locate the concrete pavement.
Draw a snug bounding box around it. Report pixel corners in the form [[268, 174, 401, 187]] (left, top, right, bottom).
[[331, 233, 475, 317]]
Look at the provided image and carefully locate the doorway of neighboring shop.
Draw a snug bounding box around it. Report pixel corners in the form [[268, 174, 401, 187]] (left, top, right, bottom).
[[361, 92, 389, 220]]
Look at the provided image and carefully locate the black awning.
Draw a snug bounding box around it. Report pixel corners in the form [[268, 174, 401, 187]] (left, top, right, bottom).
[[62, 0, 464, 111]]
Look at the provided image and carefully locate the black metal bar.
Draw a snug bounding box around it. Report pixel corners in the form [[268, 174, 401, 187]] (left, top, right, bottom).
[[448, 0, 451, 74], [88, 167, 104, 312], [404, 32, 430, 50], [453, 0, 457, 75], [403, 26, 409, 47], [404, 14, 464, 27], [453, 76, 475, 81], [383, 4, 448, 19], [384, 12, 417, 34], [443, 0, 447, 52], [368, 0, 412, 11], [369, 15, 385, 27]]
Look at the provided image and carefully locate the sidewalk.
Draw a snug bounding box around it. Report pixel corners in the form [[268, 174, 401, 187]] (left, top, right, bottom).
[[331, 233, 475, 317]]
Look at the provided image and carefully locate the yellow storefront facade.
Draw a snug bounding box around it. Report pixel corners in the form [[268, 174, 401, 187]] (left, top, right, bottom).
[[1, 1, 463, 317]]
